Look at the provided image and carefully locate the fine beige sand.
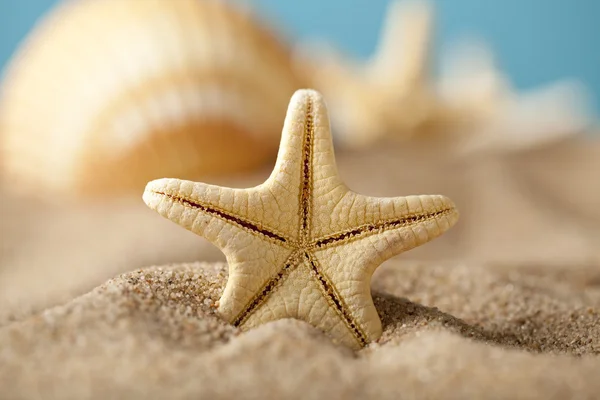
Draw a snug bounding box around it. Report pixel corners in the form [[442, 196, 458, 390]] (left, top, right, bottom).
[[1, 137, 600, 398], [1, 261, 599, 399]]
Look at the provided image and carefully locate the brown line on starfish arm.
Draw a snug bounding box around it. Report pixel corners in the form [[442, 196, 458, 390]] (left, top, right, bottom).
[[232, 250, 302, 327], [311, 208, 455, 249], [304, 251, 368, 347], [298, 94, 315, 241], [154, 191, 290, 245]]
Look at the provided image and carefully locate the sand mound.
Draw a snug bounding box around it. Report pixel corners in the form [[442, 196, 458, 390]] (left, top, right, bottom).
[[1, 260, 599, 399]]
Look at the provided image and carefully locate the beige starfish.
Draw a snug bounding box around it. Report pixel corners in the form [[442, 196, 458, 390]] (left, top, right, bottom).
[[143, 89, 459, 349]]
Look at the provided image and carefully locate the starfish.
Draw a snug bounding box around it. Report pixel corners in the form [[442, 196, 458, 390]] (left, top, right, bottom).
[[143, 89, 459, 349]]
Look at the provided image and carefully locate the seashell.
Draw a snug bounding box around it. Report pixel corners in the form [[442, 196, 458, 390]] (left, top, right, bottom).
[[0, 0, 305, 200], [293, 0, 451, 149], [294, 0, 594, 153]]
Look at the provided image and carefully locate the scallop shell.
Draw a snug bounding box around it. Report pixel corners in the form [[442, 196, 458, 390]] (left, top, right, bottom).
[[0, 0, 304, 199]]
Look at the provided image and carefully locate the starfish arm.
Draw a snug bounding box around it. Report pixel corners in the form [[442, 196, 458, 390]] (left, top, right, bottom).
[[265, 89, 313, 190], [310, 194, 457, 342], [240, 255, 365, 350], [265, 89, 348, 241], [144, 178, 297, 244], [306, 247, 383, 343], [143, 178, 298, 322], [312, 193, 458, 250]]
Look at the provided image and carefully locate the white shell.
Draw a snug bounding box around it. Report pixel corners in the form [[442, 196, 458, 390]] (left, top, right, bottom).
[[0, 0, 304, 199]]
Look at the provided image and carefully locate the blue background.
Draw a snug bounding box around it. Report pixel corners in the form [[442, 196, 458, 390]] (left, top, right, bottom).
[[1, 0, 599, 111]]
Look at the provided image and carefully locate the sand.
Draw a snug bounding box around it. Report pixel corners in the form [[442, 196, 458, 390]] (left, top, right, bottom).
[[1, 261, 599, 399], [1, 137, 600, 399]]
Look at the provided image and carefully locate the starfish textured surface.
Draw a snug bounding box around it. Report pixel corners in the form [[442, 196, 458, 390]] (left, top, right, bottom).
[[143, 89, 459, 349]]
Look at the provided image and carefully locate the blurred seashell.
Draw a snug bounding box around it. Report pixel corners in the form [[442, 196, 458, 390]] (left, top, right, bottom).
[[293, 0, 451, 149], [0, 0, 304, 200], [437, 39, 595, 155]]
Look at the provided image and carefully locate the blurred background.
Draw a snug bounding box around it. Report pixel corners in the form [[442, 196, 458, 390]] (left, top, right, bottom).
[[2, 0, 599, 111]]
